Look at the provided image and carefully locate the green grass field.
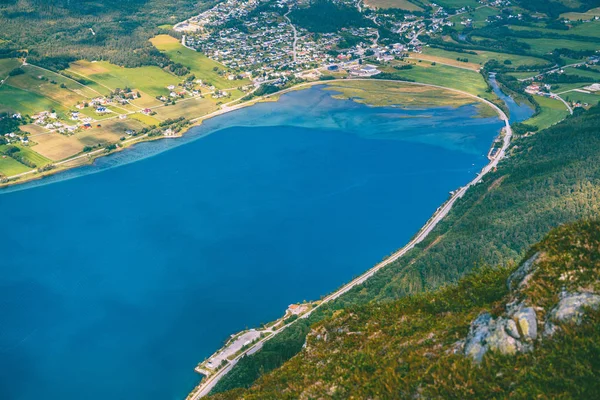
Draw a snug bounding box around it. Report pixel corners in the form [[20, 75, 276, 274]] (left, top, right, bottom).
[[384, 61, 496, 100], [7, 68, 88, 109], [449, 6, 499, 29], [24, 65, 100, 98], [0, 155, 30, 176], [506, 71, 539, 79], [0, 84, 71, 118], [14, 145, 52, 167], [150, 35, 250, 89], [434, 0, 480, 8], [525, 95, 569, 130], [561, 66, 600, 80], [0, 58, 21, 78], [516, 37, 600, 56], [66, 60, 180, 98], [560, 7, 600, 20], [562, 91, 600, 106], [510, 21, 600, 39], [363, 0, 423, 10], [422, 47, 548, 67]]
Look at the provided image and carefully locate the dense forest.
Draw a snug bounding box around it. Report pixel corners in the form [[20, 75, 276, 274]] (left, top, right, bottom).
[[209, 219, 600, 399], [514, 0, 600, 18], [0, 0, 214, 69], [209, 102, 600, 395], [289, 0, 372, 33]]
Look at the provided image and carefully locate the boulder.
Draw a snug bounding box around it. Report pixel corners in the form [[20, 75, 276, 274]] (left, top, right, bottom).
[[513, 307, 537, 341], [507, 253, 539, 291], [544, 292, 600, 336]]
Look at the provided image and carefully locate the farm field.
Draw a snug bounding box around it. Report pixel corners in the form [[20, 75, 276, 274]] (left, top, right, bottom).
[[384, 61, 496, 100], [13, 144, 52, 167], [525, 95, 569, 130], [0, 155, 29, 176], [150, 35, 250, 89], [560, 7, 600, 20], [421, 47, 548, 68], [506, 71, 539, 80], [0, 84, 71, 118], [153, 98, 219, 120], [515, 37, 600, 56], [449, 6, 499, 29], [0, 58, 21, 77], [66, 60, 179, 98], [561, 91, 600, 106], [433, 0, 479, 8], [363, 0, 423, 10], [561, 66, 600, 80], [509, 21, 600, 39], [7, 68, 88, 109], [24, 64, 100, 98], [410, 52, 480, 70]]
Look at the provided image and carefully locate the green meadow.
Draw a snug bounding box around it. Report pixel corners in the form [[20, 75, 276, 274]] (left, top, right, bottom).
[[0, 84, 71, 118], [0, 155, 29, 176], [422, 47, 548, 67], [525, 95, 569, 130], [66, 60, 180, 98], [385, 61, 495, 100]]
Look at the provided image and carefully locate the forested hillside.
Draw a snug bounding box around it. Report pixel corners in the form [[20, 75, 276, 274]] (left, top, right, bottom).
[[209, 103, 600, 395], [0, 0, 213, 69], [210, 219, 600, 399]]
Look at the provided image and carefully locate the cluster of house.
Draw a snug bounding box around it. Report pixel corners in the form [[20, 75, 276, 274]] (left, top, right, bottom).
[[525, 82, 552, 95], [186, 11, 339, 75]]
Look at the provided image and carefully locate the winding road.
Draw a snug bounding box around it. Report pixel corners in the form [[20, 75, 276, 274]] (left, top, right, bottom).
[[283, 10, 298, 63], [186, 78, 511, 399]]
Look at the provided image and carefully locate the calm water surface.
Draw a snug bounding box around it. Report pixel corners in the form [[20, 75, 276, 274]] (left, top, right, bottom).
[[0, 86, 529, 400]]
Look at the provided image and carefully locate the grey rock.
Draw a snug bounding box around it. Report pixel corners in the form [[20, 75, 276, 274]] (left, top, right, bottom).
[[548, 292, 600, 324], [507, 253, 539, 291], [505, 318, 520, 339], [464, 312, 492, 363], [487, 318, 519, 355], [514, 307, 537, 341]]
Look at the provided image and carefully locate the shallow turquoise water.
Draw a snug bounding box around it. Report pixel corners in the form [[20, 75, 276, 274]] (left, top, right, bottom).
[[0, 86, 524, 400]]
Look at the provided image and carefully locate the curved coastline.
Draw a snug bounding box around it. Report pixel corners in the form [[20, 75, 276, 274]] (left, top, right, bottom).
[[1, 79, 504, 192], [0, 79, 525, 400], [185, 82, 522, 398]]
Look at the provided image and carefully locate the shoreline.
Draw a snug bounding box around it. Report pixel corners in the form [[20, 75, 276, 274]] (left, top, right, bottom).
[[1, 78, 494, 192], [183, 80, 512, 399]]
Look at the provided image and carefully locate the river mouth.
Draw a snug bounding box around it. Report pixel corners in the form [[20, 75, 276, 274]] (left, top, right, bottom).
[[0, 85, 514, 400]]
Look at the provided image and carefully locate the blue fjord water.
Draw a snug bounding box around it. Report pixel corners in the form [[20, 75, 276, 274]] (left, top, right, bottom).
[[0, 86, 531, 400]]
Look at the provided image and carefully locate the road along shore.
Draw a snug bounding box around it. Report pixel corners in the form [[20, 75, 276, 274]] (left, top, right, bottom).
[[185, 79, 512, 399]]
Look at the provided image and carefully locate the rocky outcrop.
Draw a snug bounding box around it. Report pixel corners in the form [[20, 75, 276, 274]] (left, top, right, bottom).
[[464, 251, 598, 363], [544, 292, 600, 337], [464, 304, 536, 363], [506, 253, 539, 291]]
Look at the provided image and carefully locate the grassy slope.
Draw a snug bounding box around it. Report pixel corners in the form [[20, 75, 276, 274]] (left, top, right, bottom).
[[0, 58, 21, 77], [525, 95, 570, 130], [150, 35, 250, 89], [66, 60, 180, 98], [0, 84, 71, 118], [209, 104, 600, 396], [209, 220, 600, 400]]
